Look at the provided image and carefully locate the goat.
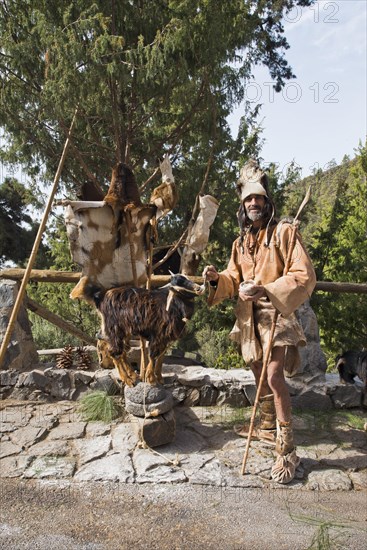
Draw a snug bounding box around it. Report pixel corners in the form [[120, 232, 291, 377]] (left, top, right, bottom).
[[70, 273, 204, 386], [335, 350, 367, 389]]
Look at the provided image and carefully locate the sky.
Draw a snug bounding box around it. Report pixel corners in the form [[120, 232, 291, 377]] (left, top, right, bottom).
[[228, 0, 367, 178]]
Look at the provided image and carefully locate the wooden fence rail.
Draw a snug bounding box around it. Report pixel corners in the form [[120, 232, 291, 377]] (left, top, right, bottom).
[[0, 268, 366, 351], [1, 268, 367, 293]]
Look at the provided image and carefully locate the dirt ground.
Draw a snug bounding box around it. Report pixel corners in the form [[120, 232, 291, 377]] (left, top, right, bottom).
[[0, 479, 366, 550]]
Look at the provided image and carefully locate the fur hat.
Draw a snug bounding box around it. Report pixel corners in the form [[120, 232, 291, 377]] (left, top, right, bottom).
[[236, 159, 269, 201]]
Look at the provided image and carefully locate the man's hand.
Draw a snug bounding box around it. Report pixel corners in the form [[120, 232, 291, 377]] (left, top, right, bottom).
[[202, 265, 219, 283], [239, 285, 266, 302]]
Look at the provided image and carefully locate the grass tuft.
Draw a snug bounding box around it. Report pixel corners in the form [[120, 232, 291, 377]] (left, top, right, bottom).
[[78, 390, 123, 423], [289, 510, 366, 550]]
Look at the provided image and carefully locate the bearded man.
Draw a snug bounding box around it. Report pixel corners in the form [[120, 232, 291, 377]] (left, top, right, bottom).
[[203, 159, 316, 484]]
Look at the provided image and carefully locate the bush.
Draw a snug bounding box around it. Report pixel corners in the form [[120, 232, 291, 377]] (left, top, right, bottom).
[[196, 326, 243, 369]]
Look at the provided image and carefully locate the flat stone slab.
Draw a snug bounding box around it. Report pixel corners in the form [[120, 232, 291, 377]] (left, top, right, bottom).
[[27, 440, 70, 457], [0, 440, 23, 459], [176, 367, 210, 387], [305, 469, 353, 491], [0, 423, 17, 434], [10, 426, 47, 449], [86, 422, 111, 437], [0, 408, 31, 426], [47, 422, 86, 440], [349, 470, 367, 489], [73, 435, 111, 466], [0, 455, 33, 477], [223, 469, 266, 488], [189, 457, 223, 486], [74, 452, 134, 483], [177, 453, 216, 477], [319, 447, 367, 470], [23, 457, 76, 479], [111, 423, 140, 455], [133, 448, 187, 484], [160, 427, 207, 455]]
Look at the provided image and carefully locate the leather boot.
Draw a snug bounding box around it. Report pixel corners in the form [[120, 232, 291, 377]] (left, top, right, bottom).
[[271, 419, 300, 484], [275, 419, 295, 456], [234, 394, 276, 445]]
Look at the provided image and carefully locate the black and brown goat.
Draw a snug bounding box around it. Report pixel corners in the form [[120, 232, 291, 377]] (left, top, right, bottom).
[[71, 274, 204, 386], [335, 350, 367, 388]]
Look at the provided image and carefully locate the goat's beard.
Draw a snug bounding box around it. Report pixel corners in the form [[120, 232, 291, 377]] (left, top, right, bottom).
[[246, 208, 264, 222]]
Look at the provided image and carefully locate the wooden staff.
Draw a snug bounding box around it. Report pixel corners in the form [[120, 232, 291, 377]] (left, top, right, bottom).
[[241, 186, 312, 475], [0, 108, 79, 369]]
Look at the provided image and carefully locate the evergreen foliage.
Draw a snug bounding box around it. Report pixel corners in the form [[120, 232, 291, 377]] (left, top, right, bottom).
[[0, 0, 313, 198], [281, 143, 367, 363], [0, 178, 47, 267]]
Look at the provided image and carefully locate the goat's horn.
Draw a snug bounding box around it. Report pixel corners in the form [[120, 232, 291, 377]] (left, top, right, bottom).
[[159, 283, 171, 289]]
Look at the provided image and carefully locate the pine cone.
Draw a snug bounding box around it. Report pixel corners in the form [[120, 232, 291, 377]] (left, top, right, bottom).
[[75, 346, 92, 370], [56, 345, 75, 369]]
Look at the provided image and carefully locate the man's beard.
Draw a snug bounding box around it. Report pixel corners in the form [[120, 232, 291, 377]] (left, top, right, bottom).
[[246, 208, 263, 222]]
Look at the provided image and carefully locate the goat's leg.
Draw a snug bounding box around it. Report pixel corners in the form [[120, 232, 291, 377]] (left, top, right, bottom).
[[155, 351, 165, 384], [112, 351, 139, 387], [145, 343, 166, 385], [144, 357, 156, 385]]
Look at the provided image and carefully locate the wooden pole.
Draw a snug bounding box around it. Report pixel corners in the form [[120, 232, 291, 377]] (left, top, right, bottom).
[[26, 297, 95, 345], [0, 108, 78, 369], [1, 268, 367, 293], [240, 310, 279, 475], [0, 269, 82, 283], [1, 269, 366, 294]]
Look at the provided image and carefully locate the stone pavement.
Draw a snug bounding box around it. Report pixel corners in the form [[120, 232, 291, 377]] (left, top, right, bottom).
[[1, 398, 366, 491]]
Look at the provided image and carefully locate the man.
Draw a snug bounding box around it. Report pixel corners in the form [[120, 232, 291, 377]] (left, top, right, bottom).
[[203, 160, 316, 484]]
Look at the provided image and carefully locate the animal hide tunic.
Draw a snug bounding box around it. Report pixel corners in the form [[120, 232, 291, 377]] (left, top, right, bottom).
[[208, 222, 316, 374]]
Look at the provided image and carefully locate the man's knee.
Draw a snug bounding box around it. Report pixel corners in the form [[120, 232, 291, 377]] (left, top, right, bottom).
[[267, 367, 286, 391]]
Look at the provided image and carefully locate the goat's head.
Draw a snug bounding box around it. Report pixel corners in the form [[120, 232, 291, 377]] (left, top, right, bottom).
[[162, 272, 205, 312], [168, 272, 205, 296]]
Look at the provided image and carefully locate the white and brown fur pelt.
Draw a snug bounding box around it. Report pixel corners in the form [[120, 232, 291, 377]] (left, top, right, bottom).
[[104, 162, 142, 246], [70, 274, 204, 386]]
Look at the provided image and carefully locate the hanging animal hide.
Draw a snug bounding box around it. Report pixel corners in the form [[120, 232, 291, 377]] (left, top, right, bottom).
[[180, 194, 219, 275], [149, 155, 178, 219], [64, 201, 156, 289]]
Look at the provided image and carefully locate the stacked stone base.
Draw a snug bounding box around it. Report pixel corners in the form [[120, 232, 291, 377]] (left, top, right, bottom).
[[124, 383, 176, 447]]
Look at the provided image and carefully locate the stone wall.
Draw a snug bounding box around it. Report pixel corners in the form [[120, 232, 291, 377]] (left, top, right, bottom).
[[0, 280, 39, 370], [0, 362, 364, 410]]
